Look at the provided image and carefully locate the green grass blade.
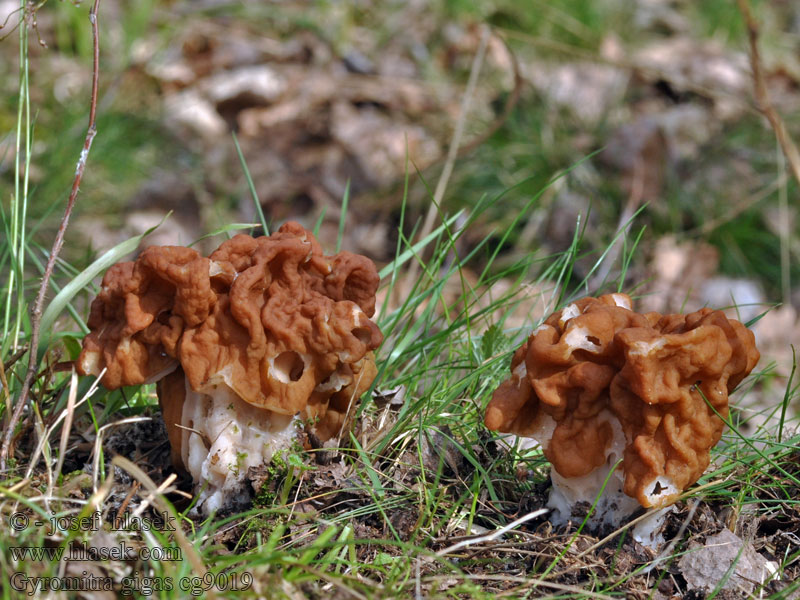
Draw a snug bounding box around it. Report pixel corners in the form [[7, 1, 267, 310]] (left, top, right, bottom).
[[232, 130, 268, 236], [312, 207, 327, 237], [336, 179, 350, 253], [189, 222, 260, 247], [778, 345, 796, 444], [378, 211, 464, 280], [39, 216, 169, 353]]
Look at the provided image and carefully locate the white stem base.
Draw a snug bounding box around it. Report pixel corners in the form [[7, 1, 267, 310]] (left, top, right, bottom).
[[181, 382, 298, 515]]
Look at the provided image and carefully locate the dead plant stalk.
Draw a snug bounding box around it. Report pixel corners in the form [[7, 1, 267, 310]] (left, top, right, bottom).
[[738, 0, 800, 304], [0, 0, 101, 471], [737, 0, 800, 186], [401, 24, 489, 295]]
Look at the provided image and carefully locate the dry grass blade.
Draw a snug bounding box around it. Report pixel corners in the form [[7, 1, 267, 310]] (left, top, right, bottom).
[[131, 473, 178, 518], [403, 24, 490, 294], [639, 499, 700, 576], [19, 368, 102, 495], [91, 416, 152, 492], [111, 455, 217, 600], [737, 0, 800, 187], [52, 369, 78, 487], [436, 508, 549, 557]]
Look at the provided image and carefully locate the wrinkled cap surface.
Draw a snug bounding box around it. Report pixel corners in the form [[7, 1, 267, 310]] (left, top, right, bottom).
[[484, 293, 760, 507], [78, 221, 383, 449], [78, 245, 215, 387]]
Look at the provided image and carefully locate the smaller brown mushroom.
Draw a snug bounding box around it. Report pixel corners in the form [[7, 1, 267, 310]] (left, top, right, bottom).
[[485, 293, 759, 539], [79, 222, 383, 514]]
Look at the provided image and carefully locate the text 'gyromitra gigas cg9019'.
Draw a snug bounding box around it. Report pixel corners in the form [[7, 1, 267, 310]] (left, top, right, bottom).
[[78, 222, 383, 514], [484, 293, 759, 543]]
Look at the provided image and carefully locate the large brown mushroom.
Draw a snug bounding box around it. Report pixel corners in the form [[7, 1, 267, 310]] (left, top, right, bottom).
[[78, 222, 383, 514], [485, 293, 759, 538]]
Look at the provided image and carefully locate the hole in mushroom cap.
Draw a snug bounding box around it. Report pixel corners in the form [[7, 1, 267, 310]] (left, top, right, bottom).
[[645, 476, 678, 505], [564, 326, 601, 353], [272, 351, 305, 383], [352, 326, 372, 345], [315, 367, 352, 393]]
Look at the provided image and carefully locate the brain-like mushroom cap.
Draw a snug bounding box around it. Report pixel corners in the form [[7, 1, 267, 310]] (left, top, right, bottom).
[[484, 293, 760, 507], [78, 222, 383, 456], [78, 245, 215, 388]]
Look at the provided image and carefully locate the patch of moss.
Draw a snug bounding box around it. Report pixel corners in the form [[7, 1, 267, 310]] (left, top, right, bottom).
[[253, 441, 308, 508]]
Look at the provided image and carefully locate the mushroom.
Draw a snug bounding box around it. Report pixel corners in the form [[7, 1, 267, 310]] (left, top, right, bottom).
[[78, 222, 383, 514], [485, 293, 759, 539]]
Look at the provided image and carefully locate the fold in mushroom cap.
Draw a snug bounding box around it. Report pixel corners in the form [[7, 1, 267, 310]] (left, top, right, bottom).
[[78, 222, 383, 513], [485, 293, 759, 517], [78, 245, 216, 387]]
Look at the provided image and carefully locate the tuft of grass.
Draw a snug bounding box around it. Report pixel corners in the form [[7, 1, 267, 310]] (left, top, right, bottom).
[[1, 0, 31, 361]]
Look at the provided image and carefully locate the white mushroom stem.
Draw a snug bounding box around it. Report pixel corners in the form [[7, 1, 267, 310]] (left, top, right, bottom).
[[546, 436, 674, 547], [525, 402, 675, 548], [180, 380, 298, 515], [544, 411, 640, 529], [547, 450, 674, 547], [176, 356, 361, 516]]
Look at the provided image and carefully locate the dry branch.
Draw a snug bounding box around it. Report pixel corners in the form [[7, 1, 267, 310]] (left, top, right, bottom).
[[738, 0, 800, 185], [0, 0, 101, 471], [737, 0, 799, 304]]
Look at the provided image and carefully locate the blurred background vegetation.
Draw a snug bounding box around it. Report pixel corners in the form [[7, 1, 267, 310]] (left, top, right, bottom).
[[1, 0, 798, 379]]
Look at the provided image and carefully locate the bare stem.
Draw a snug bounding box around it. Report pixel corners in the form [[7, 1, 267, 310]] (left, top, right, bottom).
[[737, 0, 800, 186], [737, 0, 800, 306], [0, 0, 101, 472]]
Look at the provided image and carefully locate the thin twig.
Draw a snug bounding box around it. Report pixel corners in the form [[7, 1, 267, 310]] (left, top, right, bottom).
[[113, 479, 140, 527], [435, 507, 549, 556], [2, 348, 27, 373], [0, 0, 101, 471], [738, 0, 799, 306], [589, 155, 646, 290], [737, 0, 800, 187], [0, 354, 12, 430]]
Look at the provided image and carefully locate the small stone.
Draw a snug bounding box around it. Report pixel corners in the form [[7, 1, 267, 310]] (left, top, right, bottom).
[[678, 528, 779, 595]]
